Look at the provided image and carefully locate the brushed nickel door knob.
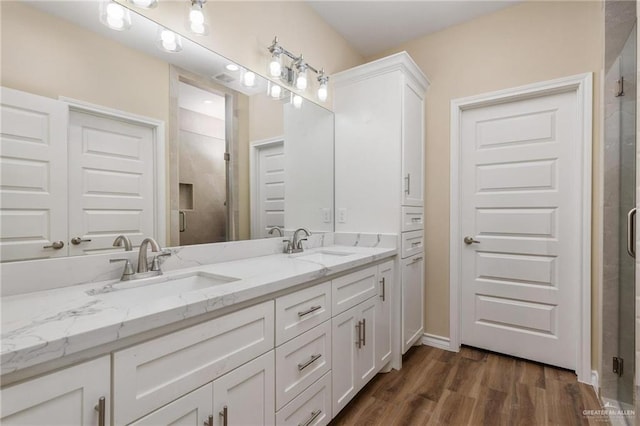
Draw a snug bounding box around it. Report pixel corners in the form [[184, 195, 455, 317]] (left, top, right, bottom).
[[463, 236, 480, 245]]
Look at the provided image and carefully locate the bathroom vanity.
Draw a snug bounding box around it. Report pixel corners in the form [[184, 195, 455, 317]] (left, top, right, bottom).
[[1, 237, 397, 425]]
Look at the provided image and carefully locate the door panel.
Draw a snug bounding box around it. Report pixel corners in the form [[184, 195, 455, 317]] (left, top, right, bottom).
[[401, 82, 423, 206], [0, 87, 68, 261], [460, 90, 580, 369], [256, 142, 284, 238], [356, 298, 377, 386], [375, 260, 393, 367], [68, 110, 155, 255], [402, 255, 424, 353], [331, 306, 358, 416]]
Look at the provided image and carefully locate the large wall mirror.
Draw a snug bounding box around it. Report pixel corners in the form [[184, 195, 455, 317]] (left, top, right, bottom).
[[0, 1, 334, 262]]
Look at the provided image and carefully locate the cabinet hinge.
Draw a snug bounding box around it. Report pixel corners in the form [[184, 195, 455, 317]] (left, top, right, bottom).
[[613, 356, 623, 376]]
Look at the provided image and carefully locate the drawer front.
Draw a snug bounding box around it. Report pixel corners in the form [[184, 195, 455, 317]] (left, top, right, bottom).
[[113, 301, 274, 425], [401, 230, 424, 258], [276, 321, 332, 410], [332, 266, 377, 315], [276, 281, 331, 345], [276, 372, 332, 426], [128, 384, 212, 426], [401, 206, 424, 232]]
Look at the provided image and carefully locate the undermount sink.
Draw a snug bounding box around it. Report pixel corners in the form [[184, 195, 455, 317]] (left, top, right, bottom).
[[88, 271, 239, 302], [292, 250, 355, 263]]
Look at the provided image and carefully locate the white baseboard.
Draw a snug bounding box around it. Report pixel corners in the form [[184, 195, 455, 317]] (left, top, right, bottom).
[[591, 370, 599, 395], [421, 333, 456, 352]]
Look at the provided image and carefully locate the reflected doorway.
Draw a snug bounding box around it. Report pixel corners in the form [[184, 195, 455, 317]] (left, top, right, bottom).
[[177, 82, 229, 245]]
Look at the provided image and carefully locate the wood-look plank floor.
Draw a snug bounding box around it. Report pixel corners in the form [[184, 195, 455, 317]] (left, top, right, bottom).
[[330, 345, 609, 426]]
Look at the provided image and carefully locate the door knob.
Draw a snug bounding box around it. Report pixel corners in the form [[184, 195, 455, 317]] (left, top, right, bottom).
[[43, 241, 64, 249], [463, 236, 480, 245], [71, 237, 92, 245]]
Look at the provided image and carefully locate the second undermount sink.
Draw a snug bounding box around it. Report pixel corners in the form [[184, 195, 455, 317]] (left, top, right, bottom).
[[293, 250, 355, 263], [88, 271, 239, 302]]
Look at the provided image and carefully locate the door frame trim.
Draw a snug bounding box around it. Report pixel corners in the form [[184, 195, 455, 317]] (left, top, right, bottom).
[[449, 73, 593, 382], [249, 136, 284, 239], [60, 97, 167, 247]]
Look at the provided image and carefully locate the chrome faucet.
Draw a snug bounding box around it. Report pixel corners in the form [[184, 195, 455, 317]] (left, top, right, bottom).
[[113, 235, 133, 251], [289, 228, 311, 254], [268, 227, 283, 237], [137, 237, 161, 273]]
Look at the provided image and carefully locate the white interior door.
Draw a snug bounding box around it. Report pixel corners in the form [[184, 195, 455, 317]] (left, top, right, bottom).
[[0, 87, 68, 261], [460, 89, 581, 370], [254, 141, 284, 237], [68, 109, 155, 255]]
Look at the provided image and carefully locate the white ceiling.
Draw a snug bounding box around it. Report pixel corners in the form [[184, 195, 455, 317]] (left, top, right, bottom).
[[178, 82, 226, 119], [307, 1, 521, 57]]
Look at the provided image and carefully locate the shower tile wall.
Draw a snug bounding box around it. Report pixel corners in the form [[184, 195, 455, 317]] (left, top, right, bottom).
[[179, 108, 227, 245]]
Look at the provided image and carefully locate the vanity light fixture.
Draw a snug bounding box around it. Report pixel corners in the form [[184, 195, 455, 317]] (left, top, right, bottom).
[[99, 0, 132, 31], [188, 0, 208, 35], [128, 0, 158, 8], [157, 27, 183, 52], [267, 36, 329, 102], [269, 82, 282, 99]]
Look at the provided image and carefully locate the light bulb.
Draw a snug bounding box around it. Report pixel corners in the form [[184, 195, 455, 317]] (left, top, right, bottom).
[[269, 54, 282, 78], [189, 7, 204, 25], [226, 64, 239, 72], [243, 71, 256, 87], [100, 1, 131, 31], [129, 0, 157, 8], [270, 84, 282, 98], [292, 94, 303, 109], [190, 22, 205, 34], [295, 73, 308, 90], [158, 29, 182, 52], [317, 83, 328, 102]]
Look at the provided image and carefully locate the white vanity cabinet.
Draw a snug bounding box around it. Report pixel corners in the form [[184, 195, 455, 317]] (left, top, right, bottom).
[[375, 260, 394, 367], [0, 356, 110, 425], [334, 52, 429, 356], [113, 301, 274, 425], [331, 297, 377, 415], [402, 254, 424, 353]]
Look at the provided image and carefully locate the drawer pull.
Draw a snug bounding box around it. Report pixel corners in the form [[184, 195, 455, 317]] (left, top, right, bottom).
[[298, 353, 322, 371], [298, 305, 322, 317], [94, 397, 106, 426], [411, 217, 422, 222], [411, 241, 421, 247], [204, 414, 214, 426], [362, 318, 366, 346], [409, 256, 423, 264], [298, 410, 322, 426], [219, 405, 228, 426], [380, 277, 386, 301]]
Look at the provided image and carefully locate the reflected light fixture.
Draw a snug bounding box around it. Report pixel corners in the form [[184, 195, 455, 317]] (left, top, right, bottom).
[[267, 36, 329, 103], [128, 0, 158, 8], [226, 64, 239, 72], [99, 0, 132, 31], [269, 83, 282, 99], [188, 0, 208, 35], [157, 27, 183, 52], [242, 70, 256, 87], [291, 94, 303, 109]]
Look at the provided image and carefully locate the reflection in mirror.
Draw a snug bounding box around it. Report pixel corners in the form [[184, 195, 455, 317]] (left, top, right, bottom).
[[0, 1, 334, 261]]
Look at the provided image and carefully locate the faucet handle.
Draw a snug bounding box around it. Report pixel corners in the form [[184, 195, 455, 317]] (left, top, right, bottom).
[[150, 251, 171, 272], [282, 239, 293, 254], [110, 258, 135, 280], [296, 238, 308, 249]]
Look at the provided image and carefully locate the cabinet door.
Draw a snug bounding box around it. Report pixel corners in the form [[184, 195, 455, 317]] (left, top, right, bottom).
[[356, 298, 377, 388], [402, 254, 424, 353], [213, 351, 275, 426], [1, 356, 110, 425], [401, 81, 424, 207], [331, 305, 359, 416], [0, 86, 68, 261], [375, 260, 394, 368], [129, 385, 213, 426]]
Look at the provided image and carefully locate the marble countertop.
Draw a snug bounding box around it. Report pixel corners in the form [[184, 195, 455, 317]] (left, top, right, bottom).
[[1, 245, 395, 376]]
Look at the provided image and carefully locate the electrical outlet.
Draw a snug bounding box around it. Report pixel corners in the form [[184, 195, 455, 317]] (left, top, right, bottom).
[[337, 208, 347, 223], [321, 208, 331, 223]]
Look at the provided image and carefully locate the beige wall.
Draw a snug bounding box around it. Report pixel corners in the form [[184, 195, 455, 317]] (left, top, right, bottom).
[[369, 1, 604, 371], [1, 1, 170, 123]]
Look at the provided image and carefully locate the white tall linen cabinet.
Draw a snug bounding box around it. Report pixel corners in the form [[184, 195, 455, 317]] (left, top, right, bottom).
[[333, 52, 430, 358]]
